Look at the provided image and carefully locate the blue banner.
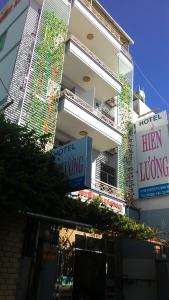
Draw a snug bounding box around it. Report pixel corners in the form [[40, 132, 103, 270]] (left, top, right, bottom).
[[68, 176, 85, 190], [139, 183, 169, 198]]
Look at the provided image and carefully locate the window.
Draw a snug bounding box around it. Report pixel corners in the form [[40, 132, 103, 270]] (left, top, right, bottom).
[[100, 163, 116, 187], [0, 31, 7, 51]]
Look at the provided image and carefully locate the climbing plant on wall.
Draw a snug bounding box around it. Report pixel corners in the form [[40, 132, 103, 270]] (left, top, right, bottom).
[[25, 10, 68, 145], [118, 75, 134, 202]]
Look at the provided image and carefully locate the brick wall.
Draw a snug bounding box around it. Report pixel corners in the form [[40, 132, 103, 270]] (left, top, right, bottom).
[[0, 216, 25, 300]]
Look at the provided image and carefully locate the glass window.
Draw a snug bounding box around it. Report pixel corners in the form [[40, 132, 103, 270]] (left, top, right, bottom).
[[100, 163, 116, 187]]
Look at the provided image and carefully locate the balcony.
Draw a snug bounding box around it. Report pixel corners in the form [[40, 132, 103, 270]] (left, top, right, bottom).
[[91, 178, 124, 201], [72, 179, 125, 213], [56, 89, 122, 152], [77, 178, 125, 213], [64, 36, 122, 101], [79, 0, 121, 40], [69, 34, 118, 80], [72, 0, 133, 61]]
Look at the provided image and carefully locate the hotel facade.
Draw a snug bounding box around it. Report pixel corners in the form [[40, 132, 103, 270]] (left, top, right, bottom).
[[1, 0, 169, 299]]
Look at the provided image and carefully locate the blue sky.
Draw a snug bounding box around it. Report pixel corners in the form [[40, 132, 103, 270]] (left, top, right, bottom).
[[98, 0, 169, 113]]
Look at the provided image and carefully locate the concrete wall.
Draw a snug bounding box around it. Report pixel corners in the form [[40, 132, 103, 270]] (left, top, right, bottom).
[[136, 195, 169, 234], [141, 207, 169, 234]]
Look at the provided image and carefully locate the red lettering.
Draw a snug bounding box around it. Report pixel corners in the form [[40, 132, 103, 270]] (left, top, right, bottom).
[[139, 155, 169, 181], [142, 130, 162, 152]]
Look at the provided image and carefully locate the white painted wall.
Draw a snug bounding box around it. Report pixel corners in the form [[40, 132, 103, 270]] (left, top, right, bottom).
[[133, 98, 153, 118], [139, 99, 152, 116], [118, 52, 133, 75], [0, 0, 29, 105], [132, 110, 139, 123]]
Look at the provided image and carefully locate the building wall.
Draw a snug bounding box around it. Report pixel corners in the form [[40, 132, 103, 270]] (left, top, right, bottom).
[[5, 0, 40, 123], [0, 216, 25, 300], [140, 206, 169, 234], [0, 0, 29, 108], [19, 0, 71, 146]]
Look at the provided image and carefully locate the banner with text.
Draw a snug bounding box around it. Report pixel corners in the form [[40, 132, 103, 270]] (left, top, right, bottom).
[[78, 189, 125, 215], [135, 111, 169, 198], [54, 137, 92, 191]]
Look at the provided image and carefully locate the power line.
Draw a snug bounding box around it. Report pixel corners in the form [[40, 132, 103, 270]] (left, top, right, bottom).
[[133, 60, 169, 110]]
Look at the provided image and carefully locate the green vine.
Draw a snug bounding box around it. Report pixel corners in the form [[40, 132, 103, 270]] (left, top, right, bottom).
[[25, 11, 68, 146], [73, 197, 156, 240], [118, 75, 134, 202]]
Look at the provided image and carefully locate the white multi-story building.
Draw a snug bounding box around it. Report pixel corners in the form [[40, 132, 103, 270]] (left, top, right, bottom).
[[0, 0, 134, 215], [132, 90, 169, 239], [2, 2, 169, 300]]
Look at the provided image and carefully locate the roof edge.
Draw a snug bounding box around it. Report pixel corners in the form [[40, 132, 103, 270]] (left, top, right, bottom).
[[95, 0, 134, 45]]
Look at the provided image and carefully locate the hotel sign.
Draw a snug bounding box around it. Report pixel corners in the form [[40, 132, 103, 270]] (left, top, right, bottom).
[[136, 111, 168, 132], [54, 137, 92, 191], [79, 190, 125, 215], [135, 111, 169, 198]]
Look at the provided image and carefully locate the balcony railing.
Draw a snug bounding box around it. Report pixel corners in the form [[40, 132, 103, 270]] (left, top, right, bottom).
[[92, 178, 124, 200], [78, 0, 132, 61], [60, 89, 121, 132], [67, 34, 120, 82]]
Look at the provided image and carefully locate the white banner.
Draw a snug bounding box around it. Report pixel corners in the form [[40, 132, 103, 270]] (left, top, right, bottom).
[[135, 111, 169, 198], [136, 111, 168, 132]]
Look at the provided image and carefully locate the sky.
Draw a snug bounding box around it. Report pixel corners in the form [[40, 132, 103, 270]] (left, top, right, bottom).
[[98, 0, 169, 113]]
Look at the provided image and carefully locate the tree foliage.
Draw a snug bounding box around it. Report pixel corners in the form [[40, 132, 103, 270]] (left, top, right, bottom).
[[0, 114, 66, 213], [62, 197, 155, 240], [0, 115, 155, 240]]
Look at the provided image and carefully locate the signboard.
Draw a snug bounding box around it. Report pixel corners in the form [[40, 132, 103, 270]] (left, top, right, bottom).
[[135, 111, 169, 198], [54, 137, 92, 191], [78, 190, 125, 215], [136, 111, 168, 132]]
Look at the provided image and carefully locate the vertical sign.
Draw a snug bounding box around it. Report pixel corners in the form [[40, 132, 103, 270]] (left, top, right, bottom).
[[54, 137, 92, 191], [135, 111, 169, 198]]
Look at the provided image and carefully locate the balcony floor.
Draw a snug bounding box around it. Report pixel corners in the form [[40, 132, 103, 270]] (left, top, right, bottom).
[[56, 92, 122, 152], [63, 39, 121, 102]]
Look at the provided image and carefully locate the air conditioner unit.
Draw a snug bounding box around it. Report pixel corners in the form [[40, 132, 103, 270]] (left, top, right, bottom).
[[106, 98, 117, 108]]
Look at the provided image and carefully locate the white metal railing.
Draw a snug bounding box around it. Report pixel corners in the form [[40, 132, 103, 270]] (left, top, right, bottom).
[[78, 0, 132, 61], [67, 34, 120, 82], [91, 178, 124, 200], [60, 89, 121, 132]]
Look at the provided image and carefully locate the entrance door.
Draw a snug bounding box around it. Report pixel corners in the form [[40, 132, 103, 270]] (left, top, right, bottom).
[[73, 250, 106, 300]]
